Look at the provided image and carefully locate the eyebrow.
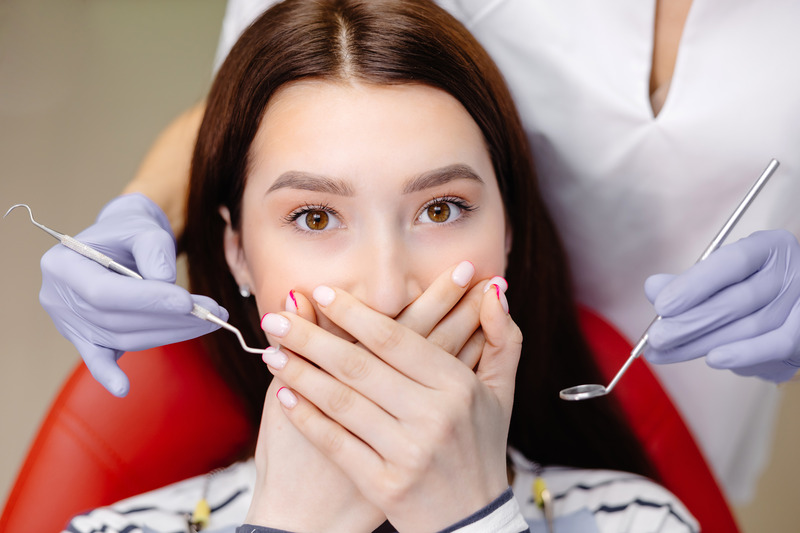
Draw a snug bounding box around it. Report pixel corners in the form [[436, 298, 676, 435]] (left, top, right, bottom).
[[266, 164, 484, 196], [402, 164, 484, 194], [267, 171, 356, 196]]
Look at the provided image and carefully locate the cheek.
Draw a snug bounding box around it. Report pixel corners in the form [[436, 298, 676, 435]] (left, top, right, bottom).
[[246, 240, 341, 317]]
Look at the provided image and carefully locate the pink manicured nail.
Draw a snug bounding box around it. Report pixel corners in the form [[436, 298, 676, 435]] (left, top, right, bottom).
[[483, 276, 508, 293], [494, 284, 510, 314], [451, 261, 475, 288], [262, 346, 288, 369], [261, 313, 291, 337], [277, 387, 298, 408], [313, 285, 336, 306], [285, 290, 298, 314]]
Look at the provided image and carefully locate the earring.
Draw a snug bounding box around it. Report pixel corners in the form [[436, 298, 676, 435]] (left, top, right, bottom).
[[239, 284, 251, 298]]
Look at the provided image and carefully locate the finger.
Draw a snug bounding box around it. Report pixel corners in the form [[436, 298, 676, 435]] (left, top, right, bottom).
[[395, 261, 474, 337], [274, 386, 385, 488], [286, 289, 317, 323], [191, 294, 229, 322], [265, 349, 404, 458], [729, 360, 799, 382], [644, 273, 677, 304], [426, 278, 498, 356], [705, 302, 800, 372], [309, 286, 463, 388], [647, 269, 779, 350], [72, 339, 130, 397], [53, 291, 226, 339], [42, 256, 197, 316], [130, 227, 178, 282], [654, 234, 774, 316], [475, 284, 521, 407], [456, 329, 485, 370], [645, 296, 795, 364], [261, 312, 423, 416]]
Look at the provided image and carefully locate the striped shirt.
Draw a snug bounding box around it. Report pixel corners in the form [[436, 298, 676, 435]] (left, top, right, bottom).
[[65, 452, 697, 533]]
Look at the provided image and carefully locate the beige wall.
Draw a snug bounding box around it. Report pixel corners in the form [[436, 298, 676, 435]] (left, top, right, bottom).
[[0, 1, 797, 530]]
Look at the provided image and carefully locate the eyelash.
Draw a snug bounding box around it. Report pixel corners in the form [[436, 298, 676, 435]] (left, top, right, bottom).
[[418, 195, 477, 223], [282, 202, 342, 229], [281, 195, 477, 232]]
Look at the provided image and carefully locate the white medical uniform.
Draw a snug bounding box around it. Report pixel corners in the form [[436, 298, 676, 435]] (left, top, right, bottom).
[[215, 0, 800, 504]]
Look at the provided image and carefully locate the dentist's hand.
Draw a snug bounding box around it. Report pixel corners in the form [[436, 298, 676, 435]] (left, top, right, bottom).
[[644, 230, 800, 382], [39, 193, 227, 397]]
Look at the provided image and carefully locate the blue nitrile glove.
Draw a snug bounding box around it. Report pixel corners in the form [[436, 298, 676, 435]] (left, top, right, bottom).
[[643, 229, 800, 382], [39, 193, 228, 397]]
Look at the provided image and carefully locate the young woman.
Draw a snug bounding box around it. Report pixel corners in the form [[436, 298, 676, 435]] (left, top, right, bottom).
[[66, 1, 696, 531]]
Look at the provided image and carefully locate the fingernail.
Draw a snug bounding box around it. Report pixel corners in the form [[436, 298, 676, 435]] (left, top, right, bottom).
[[262, 346, 288, 369], [277, 386, 298, 408], [483, 276, 508, 293], [261, 313, 291, 337], [451, 261, 475, 288], [494, 284, 510, 314], [285, 290, 298, 314], [313, 285, 336, 306]]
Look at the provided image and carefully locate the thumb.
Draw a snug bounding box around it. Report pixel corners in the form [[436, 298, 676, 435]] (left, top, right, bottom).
[[475, 283, 521, 407]]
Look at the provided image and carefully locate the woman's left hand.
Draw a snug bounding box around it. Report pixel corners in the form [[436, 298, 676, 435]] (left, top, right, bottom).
[[644, 229, 800, 382], [260, 282, 521, 532]]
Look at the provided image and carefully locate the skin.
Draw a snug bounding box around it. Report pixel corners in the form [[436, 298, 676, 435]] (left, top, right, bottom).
[[650, 0, 693, 115], [222, 81, 521, 531]]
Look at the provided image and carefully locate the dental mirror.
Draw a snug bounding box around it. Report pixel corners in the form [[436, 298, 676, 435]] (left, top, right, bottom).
[[560, 158, 780, 401]]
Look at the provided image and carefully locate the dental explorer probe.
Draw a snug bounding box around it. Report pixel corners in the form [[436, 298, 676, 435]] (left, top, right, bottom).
[[560, 158, 781, 401], [3, 203, 266, 355]]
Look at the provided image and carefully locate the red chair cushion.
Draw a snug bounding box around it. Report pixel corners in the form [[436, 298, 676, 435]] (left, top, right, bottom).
[[0, 339, 252, 533]]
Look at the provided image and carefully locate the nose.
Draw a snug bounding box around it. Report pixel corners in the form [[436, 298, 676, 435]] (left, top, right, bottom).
[[343, 232, 422, 318]]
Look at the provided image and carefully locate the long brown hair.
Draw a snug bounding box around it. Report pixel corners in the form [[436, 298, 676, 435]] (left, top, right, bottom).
[[184, 0, 655, 477]]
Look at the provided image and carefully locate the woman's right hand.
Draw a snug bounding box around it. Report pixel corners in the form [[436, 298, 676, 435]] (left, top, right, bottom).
[[245, 261, 494, 532]]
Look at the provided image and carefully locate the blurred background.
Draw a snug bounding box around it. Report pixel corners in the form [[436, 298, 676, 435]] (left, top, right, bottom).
[[1, 1, 799, 531]]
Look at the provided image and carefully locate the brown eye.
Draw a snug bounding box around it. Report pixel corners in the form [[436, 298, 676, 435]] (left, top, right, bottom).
[[305, 210, 329, 230], [427, 202, 451, 223]]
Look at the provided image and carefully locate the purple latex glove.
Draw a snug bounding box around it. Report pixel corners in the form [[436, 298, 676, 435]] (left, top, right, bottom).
[[39, 193, 228, 397], [643, 229, 800, 382]]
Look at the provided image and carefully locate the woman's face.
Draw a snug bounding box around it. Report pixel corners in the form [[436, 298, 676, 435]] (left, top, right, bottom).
[[224, 81, 509, 328]]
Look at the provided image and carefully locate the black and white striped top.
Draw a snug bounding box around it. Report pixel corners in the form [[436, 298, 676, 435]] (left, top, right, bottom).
[[65, 452, 698, 533]]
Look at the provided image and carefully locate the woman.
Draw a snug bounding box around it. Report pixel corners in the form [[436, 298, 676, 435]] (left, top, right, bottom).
[[66, 1, 696, 531]]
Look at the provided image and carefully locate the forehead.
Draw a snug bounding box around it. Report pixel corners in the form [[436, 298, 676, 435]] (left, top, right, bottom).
[[247, 80, 496, 190]]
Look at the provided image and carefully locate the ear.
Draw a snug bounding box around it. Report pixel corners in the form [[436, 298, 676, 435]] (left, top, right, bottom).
[[219, 206, 252, 289]]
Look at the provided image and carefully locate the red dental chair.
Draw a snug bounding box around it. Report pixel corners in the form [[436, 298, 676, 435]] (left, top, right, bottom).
[[0, 307, 740, 532]]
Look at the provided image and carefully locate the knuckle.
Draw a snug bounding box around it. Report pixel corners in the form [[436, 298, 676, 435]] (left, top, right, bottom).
[[398, 439, 431, 476], [371, 318, 405, 352], [340, 351, 371, 381], [509, 321, 524, 346], [375, 471, 411, 508], [319, 427, 346, 455], [326, 385, 356, 414]]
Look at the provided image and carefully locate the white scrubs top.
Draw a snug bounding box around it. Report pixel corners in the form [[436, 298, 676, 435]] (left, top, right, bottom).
[[215, 0, 800, 504]]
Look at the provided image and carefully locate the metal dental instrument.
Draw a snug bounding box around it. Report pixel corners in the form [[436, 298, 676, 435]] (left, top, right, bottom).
[[3, 203, 266, 355], [560, 158, 781, 401]]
